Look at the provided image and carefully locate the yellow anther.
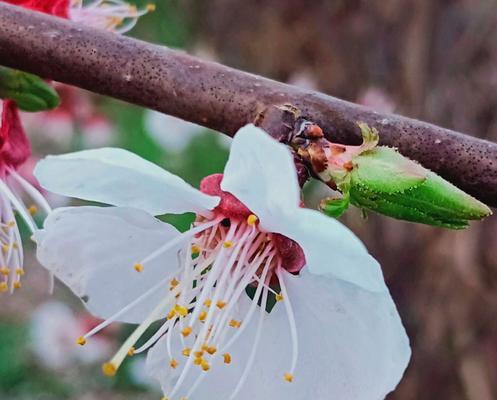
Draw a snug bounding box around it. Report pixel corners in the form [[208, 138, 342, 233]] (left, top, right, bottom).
[[133, 263, 144, 272], [203, 299, 212, 308], [284, 373, 294, 383], [201, 344, 209, 352], [12, 242, 18, 250], [216, 300, 227, 309], [200, 359, 210, 372], [276, 293, 284, 302], [206, 346, 217, 355], [13, 281, 21, 290], [223, 353, 232, 364], [181, 327, 192, 337], [76, 336, 86, 346], [174, 304, 188, 317], [2, 244, 9, 253], [193, 357, 203, 366], [15, 268, 24, 276], [199, 311, 207, 322], [28, 205, 38, 215], [102, 362, 117, 377], [229, 319, 242, 328], [128, 347, 135, 357], [194, 351, 204, 358], [223, 241, 233, 249], [170, 278, 179, 288], [166, 309, 176, 320], [7, 220, 15, 228], [146, 3, 156, 12], [0, 282, 7, 292], [182, 347, 191, 357], [170, 359, 178, 369], [191, 244, 201, 254], [0, 267, 10, 276], [247, 214, 258, 226]]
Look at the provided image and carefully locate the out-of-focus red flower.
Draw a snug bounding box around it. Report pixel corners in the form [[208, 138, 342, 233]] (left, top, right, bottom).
[[1, 0, 70, 18]]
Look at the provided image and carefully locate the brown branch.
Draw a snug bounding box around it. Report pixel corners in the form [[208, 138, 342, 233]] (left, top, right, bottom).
[[0, 3, 496, 206]]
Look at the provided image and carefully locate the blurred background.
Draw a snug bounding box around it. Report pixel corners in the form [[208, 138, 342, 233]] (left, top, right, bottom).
[[1, 0, 497, 399]]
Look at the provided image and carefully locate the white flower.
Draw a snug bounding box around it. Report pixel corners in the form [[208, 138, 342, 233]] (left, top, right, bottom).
[[33, 124, 410, 400], [69, 0, 155, 34], [0, 100, 52, 294]]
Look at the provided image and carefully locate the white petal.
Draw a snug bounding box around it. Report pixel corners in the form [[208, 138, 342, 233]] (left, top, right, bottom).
[[184, 269, 409, 400], [34, 206, 184, 323], [34, 148, 219, 215], [274, 207, 386, 292], [221, 124, 301, 226]]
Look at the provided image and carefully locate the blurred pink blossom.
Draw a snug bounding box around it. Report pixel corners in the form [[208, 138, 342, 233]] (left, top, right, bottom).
[[357, 87, 396, 114], [30, 301, 114, 370]]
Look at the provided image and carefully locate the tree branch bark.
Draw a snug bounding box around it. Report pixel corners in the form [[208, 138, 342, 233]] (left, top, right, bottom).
[[0, 3, 496, 206]]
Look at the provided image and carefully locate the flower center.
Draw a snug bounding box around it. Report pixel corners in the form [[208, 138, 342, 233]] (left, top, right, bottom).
[[200, 173, 305, 274], [86, 174, 305, 399]]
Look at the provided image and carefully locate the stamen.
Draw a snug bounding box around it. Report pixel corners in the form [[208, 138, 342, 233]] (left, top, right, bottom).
[[284, 373, 294, 383], [76, 336, 86, 346], [0, 179, 36, 232], [223, 241, 233, 248], [181, 327, 192, 337], [223, 353, 232, 364], [102, 289, 178, 375], [200, 359, 210, 372], [102, 362, 117, 377], [228, 284, 270, 399], [170, 359, 178, 369], [82, 272, 179, 340], [138, 219, 221, 267], [174, 304, 188, 317], [276, 267, 299, 380], [216, 300, 226, 309], [8, 169, 52, 214], [127, 347, 135, 357], [276, 293, 284, 301], [229, 319, 241, 328], [133, 262, 144, 272], [182, 348, 191, 357], [247, 214, 258, 226]]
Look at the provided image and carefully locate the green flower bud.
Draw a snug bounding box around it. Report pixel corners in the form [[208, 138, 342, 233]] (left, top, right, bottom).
[[319, 124, 492, 229], [0, 67, 60, 112]]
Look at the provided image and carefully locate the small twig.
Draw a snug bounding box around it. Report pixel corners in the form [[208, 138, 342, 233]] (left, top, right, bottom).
[[0, 3, 496, 206]]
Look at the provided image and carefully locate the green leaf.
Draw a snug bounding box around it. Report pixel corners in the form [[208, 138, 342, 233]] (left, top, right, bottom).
[[319, 193, 350, 218], [0, 67, 60, 112]]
